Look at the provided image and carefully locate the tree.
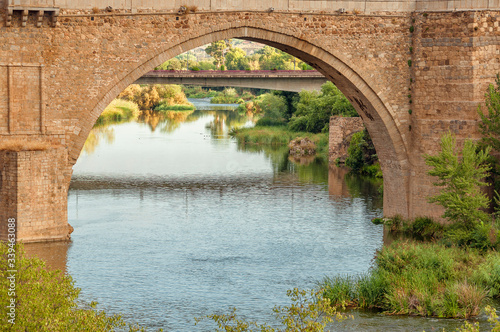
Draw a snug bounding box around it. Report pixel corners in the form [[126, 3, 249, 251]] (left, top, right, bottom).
[[257, 93, 288, 124], [225, 47, 247, 70], [345, 129, 377, 173], [198, 60, 216, 70], [205, 40, 230, 69], [479, 74, 500, 151], [165, 58, 182, 70], [288, 82, 358, 133], [425, 132, 491, 228]]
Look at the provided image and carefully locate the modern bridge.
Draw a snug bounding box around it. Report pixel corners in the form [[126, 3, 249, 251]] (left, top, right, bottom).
[[135, 70, 328, 92]]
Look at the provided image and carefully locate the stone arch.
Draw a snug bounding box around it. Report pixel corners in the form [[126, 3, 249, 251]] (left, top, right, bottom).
[[72, 26, 410, 218]]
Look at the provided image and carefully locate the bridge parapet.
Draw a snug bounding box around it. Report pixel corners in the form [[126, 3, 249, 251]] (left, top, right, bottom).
[[4, 0, 500, 14]]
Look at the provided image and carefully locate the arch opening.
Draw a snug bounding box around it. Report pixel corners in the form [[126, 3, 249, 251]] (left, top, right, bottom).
[[73, 26, 410, 218]]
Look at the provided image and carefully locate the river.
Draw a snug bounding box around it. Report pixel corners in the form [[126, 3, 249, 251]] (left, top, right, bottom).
[[24, 99, 491, 331]]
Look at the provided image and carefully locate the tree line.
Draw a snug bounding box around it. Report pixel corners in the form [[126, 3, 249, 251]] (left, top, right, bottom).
[[155, 40, 314, 71]]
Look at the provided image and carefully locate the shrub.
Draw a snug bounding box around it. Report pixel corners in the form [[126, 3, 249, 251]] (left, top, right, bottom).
[[0, 243, 133, 331], [321, 241, 500, 318], [96, 99, 140, 126], [196, 288, 350, 331], [425, 132, 491, 228]]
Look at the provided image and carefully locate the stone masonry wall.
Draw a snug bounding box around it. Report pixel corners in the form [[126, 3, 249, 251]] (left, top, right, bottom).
[[0, 151, 17, 241], [329, 116, 364, 164], [408, 10, 500, 219], [2, 7, 500, 240]]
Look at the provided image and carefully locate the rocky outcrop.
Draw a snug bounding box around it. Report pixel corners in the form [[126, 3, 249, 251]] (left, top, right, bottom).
[[288, 137, 316, 156]]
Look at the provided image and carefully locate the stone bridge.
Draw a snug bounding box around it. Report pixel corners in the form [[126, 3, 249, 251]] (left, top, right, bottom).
[[1, 0, 500, 242], [136, 70, 328, 92]]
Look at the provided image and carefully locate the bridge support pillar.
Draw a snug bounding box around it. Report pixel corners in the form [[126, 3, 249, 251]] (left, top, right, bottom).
[[0, 147, 73, 243]]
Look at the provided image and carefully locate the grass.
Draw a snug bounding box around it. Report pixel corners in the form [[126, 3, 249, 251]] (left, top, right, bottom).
[[95, 99, 140, 126], [320, 240, 500, 318], [230, 126, 329, 159], [154, 104, 195, 111], [373, 215, 500, 250], [0, 140, 59, 152]]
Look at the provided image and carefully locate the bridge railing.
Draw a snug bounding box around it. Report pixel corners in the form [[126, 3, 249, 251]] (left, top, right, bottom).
[[147, 70, 324, 77], [5, 0, 500, 13]]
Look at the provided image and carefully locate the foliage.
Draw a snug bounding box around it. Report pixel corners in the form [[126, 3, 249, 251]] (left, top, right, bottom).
[[95, 99, 140, 126], [256, 46, 304, 70], [271, 91, 300, 121], [0, 243, 160, 331], [478, 74, 500, 152], [183, 85, 218, 98], [288, 82, 358, 133], [378, 214, 500, 250], [154, 103, 195, 111], [155, 58, 182, 70], [211, 87, 241, 104], [345, 129, 379, 176], [320, 240, 500, 318], [225, 47, 248, 70], [256, 93, 288, 125], [230, 127, 329, 159], [195, 288, 350, 332], [425, 133, 491, 228], [198, 60, 217, 70], [119, 84, 191, 110], [206, 40, 230, 68]]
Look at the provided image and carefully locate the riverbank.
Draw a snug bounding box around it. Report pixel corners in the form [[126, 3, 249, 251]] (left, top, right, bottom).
[[320, 239, 500, 319], [230, 126, 329, 159]]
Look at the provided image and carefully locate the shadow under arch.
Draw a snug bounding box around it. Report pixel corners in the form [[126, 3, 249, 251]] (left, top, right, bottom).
[[72, 26, 411, 218]]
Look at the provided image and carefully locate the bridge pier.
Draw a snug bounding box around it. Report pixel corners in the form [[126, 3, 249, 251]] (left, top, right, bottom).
[[0, 147, 73, 243]]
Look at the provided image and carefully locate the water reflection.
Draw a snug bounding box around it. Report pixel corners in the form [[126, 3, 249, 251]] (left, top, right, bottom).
[[32, 99, 389, 331], [24, 241, 70, 273]]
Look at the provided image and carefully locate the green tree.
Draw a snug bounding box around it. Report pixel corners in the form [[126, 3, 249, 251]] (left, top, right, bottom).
[[257, 46, 293, 70], [166, 58, 182, 70], [198, 60, 216, 70], [225, 47, 247, 70], [288, 82, 357, 133], [257, 93, 288, 125], [425, 133, 491, 228], [271, 91, 299, 121], [206, 40, 230, 69], [345, 129, 377, 173]]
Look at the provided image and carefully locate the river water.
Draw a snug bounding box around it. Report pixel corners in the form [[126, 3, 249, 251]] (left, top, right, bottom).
[[24, 99, 491, 331]]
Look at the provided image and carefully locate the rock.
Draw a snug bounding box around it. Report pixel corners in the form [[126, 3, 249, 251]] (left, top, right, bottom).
[[288, 137, 316, 156]]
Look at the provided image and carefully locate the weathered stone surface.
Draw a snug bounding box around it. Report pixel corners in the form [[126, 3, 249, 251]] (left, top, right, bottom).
[[1, 3, 500, 241], [329, 116, 365, 164], [0, 147, 72, 242]]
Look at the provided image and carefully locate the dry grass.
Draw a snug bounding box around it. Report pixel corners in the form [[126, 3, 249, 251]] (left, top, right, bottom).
[[353, 8, 362, 15], [92, 7, 99, 14], [0, 140, 59, 152], [187, 5, 198, 13]]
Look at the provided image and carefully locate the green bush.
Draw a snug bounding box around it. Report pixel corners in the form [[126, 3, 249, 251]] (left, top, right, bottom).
[[288, 82, 358, 133], [425, 132, 491, 228], [256, 117, 287, 127], [0, 243, 139, 331], [345, 129, 378, 176], [320, 241, 500, 318]]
